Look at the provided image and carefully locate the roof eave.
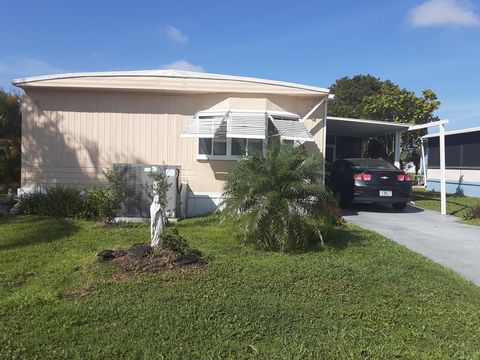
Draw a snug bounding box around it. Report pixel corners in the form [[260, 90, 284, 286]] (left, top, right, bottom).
[[12, 70, 330, 95]]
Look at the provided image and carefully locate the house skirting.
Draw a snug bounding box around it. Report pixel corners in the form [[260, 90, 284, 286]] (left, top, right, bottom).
[[186, 191, 223, 218], [426, 179, 480, 197]]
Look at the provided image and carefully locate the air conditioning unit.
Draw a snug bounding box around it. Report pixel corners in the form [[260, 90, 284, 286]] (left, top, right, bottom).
[[113, 164, 179, 219]]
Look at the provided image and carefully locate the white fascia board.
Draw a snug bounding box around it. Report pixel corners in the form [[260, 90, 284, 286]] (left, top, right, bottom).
[[408, 119, 449, 132], [266, 110, 300, 118], [281, 136, 315, 142], [422, 125, 480, 139], [327, 116, 412, 129], [12, 69, 330, 94], [197, 110, 229, 116], [226, 134, 265, 139]]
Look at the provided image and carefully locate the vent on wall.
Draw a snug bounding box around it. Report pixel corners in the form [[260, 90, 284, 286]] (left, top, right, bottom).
[[113, 164, 179, 218]]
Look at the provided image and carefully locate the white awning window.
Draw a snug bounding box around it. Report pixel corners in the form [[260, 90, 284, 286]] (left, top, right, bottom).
[[269, 114, 314, 142], [180, 112, 228, 138], [181, 110, 314, 142], [227, 112, 266, 139]]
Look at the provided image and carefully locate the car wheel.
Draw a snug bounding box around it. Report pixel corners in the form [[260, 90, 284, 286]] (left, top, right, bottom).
[[392, 202, 407, 211]]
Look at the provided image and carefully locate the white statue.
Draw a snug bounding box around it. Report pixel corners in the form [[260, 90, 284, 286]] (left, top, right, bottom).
[[150, 195, 165, 247]]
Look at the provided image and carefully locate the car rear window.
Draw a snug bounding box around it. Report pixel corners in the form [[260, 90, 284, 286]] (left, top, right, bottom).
[[347, 159, 397, 170]]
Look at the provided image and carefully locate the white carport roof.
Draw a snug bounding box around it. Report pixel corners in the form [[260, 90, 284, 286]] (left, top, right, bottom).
[[327, 116, 411, 138], [421, 126, 480, 139]]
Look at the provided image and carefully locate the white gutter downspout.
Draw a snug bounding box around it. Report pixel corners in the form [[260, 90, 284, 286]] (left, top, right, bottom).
[[439, 123, 447, 215], [409, 119, 449, 215], [394, 132, 401, 168], [420, 138, 427, 188], [321, 94, 335, 185]]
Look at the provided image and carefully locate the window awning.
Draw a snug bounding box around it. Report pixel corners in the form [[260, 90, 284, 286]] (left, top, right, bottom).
[[270, 118, 315, 142], [181, 110, 315, 142], [180, 112, 227, 138], [227, 112, 266, 139]]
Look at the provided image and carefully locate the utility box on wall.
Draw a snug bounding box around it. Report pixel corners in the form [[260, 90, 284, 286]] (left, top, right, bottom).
[[113, 164, 179, 219]]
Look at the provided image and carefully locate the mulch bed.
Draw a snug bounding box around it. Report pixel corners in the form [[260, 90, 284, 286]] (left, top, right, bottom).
[[96, 243, 206, 274]]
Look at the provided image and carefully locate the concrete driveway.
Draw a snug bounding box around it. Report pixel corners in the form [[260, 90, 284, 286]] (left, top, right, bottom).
[[342, 203, 480, 285]]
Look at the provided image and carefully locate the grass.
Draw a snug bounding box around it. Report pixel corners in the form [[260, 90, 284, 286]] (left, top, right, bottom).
[[413, 188, 480, 225], [1, 216, 480, 359]]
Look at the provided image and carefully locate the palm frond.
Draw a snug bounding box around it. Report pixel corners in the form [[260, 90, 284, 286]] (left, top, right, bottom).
[[222, 138, 338, 251]]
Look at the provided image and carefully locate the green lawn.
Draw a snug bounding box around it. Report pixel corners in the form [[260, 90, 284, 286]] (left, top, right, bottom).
[[413, 188, 480, 225], [1, 216, 480, 359]]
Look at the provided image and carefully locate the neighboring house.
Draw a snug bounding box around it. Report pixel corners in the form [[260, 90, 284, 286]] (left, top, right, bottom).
[[422, 127, 480, 197], [13, 70, 409, 217]]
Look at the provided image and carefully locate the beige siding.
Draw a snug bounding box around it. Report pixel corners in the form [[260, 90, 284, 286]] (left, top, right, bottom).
[[21, 88, 327, 193]]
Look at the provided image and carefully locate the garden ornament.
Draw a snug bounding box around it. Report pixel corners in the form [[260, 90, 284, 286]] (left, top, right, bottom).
[[150, 195, 165, 247]]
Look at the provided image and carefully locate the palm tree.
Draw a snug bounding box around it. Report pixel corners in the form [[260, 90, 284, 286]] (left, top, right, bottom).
[[222, 139, 338, 251]]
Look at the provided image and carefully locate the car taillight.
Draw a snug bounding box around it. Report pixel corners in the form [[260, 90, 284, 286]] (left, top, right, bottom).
[[397, 174, 412, 181], [354, 173, 372, 181]]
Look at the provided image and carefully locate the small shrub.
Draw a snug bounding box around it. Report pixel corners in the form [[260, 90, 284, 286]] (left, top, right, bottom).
[[17, 186, 83, 217], [82, 170, 126, 223], [154, 227, 201, 258], [103, 169, 127, 215], [143, 171, 171, 207], [463, 205, 480, 221], [80, 185, 114, 221], [17, 170, 126, 223]]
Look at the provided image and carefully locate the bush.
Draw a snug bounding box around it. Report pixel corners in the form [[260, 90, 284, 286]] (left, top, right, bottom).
[[17, 186, 84, 217], [81, 170, 127, 222], [222, 138, 338, 251], [153, 227, 202, 259], [16, 170, 126, 223], [80, 185, 114, 221], [463, 205, 480, 221]]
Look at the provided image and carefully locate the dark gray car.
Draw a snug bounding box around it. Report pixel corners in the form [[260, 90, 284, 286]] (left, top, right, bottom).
[[329, 158, 412, 211]]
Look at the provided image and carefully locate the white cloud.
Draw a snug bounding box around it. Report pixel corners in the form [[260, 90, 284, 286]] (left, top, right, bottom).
[[409, 0, 480, 27], [165, 26, 189, 43], [159, 60, 205, 72]]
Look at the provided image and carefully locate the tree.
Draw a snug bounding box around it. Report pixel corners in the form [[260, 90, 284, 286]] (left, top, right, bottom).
[[222, 139, 338, 251], [0, 90, 22, 188], [328, 76, 440, 172], [328, 75, 384, 118], [362, 84, 440, 170]]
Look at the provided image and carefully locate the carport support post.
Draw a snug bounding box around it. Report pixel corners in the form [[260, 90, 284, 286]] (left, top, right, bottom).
[[394, 131, 401, 168], [439, 123, 447, 215]]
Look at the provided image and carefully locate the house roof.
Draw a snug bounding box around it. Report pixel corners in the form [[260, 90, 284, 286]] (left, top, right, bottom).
[[12, 69, 330, 96], [422, 126, 480, 139]]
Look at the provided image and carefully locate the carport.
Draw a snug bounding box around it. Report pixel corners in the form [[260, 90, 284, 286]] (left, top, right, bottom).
[[324, 116, 449, 214]]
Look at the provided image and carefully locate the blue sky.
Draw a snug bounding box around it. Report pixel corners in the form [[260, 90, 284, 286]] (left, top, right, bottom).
[[1, 0, 479, 130]]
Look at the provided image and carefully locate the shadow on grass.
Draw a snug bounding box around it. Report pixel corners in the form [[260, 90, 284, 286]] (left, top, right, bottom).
[[413, 192, 472, 216], [0, 216, 81, 251], [328, 225, 367, 250]]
